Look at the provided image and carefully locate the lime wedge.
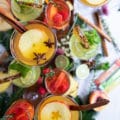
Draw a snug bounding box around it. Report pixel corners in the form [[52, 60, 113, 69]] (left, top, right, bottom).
[[76, 64, 90, 80], [55, 55, 70, 70], [69, 34, 98, 60], [40, 102, 71, 120]]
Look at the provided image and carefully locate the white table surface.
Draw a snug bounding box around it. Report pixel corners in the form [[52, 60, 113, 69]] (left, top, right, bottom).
[[75, 0, 120, 120]]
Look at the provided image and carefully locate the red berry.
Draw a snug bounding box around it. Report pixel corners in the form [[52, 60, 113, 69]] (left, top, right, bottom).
[[37, 77, 43, 85], [42, 68, 51, 74], [53, 13, 63, 26], [38, 86, 47, 95]]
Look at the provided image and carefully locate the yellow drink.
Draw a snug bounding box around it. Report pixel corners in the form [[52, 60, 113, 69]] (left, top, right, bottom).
[[35, 95, 81, 120], [80, 0, 109, 7], [10, 21, 56, 66]]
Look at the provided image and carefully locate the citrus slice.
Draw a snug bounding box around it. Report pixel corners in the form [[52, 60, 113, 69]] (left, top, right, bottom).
[[86, 0, 107, 5], [40, 102, 71, 120], [76, 64, 90, 80], [55, 55, 70, 70], [69, 34, 98, 60]]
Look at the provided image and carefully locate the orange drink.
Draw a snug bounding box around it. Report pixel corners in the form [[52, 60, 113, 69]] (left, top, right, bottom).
[[80, 0, 109, 7], [45, 0, 71, 30], [35, 95, 81, 120], [10, 21, 56, 66]]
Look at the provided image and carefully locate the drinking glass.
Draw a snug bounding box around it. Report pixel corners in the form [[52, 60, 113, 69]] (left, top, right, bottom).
[[10, 21, 57, 66], [34, 95, 82, 120]]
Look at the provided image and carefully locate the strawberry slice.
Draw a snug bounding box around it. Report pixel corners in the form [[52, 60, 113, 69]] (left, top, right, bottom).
[[53, 13, 63, 26], [58, 10, 69, 21]]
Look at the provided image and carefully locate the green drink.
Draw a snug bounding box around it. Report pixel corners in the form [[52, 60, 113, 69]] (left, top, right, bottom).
[[11, 0, 44, 22], [8, 60, 40, 88]]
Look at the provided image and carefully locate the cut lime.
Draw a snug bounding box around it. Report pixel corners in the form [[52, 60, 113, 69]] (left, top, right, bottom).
[[69, 34, 98, 60], [76, 64, 90, 80], [55, 55, 70, 70]]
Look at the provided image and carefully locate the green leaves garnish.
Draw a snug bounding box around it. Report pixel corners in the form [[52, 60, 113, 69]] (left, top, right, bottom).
[[84, 30, 101, 45], [95, 62, 110, 70], [9, 61, 31, 77]]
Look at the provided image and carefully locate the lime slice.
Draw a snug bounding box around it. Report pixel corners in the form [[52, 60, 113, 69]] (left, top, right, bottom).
[[55, 55, 70, 70], [40, 102, 71, 120], [76, 64, 90, 80], [69, 34, 98, 60]]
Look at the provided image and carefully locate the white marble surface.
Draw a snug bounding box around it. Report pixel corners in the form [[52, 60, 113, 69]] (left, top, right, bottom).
[[75, 0, 120, 120]]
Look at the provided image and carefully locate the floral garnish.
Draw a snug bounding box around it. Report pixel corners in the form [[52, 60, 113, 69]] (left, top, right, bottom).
[[44, 39, 54, 48], [33, 52, 46, 64]]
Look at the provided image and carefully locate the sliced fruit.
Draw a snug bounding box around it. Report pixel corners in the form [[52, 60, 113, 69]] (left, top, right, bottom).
[[89, 90, 109, 111], [40, 102, 71, 120], [48, 4, 58, 20], [76, 64, 90, 80], [55, 55, 70, 70], [53, 13, 63, 26]]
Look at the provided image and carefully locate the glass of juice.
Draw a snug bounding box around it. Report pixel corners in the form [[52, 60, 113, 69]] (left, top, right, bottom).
[[34, 95, 82, 120], [5, 99, 34, 120], [45, 68, 78, 96], [45, 0, 71, 30], [10, 21, 56, 66], [80, 0, 109, 7], [11, 0, 44, 22]]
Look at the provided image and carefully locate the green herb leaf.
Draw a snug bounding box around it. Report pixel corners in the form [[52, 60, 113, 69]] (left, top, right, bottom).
[[95, 62, 110, 70], [84, 29, 101, 45], [9, 61, 31, 77]]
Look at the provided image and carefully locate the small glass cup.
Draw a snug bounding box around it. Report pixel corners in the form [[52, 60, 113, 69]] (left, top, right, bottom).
[[11, 0, 44, 22], [5, 99, 34, 120], [45, 0, 71, 30], [34, 95, 82, 120], [10, 21, 57, 66], [80, 0, 109, 7], [45, 68, 78, 96]]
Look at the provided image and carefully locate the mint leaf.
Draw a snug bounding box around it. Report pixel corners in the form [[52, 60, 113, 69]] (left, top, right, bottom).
[[84, 30, 101, 45]]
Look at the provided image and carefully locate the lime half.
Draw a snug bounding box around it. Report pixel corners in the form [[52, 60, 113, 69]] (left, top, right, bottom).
[[76, 64, 90, 80], [55, 55, 70, 70]]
